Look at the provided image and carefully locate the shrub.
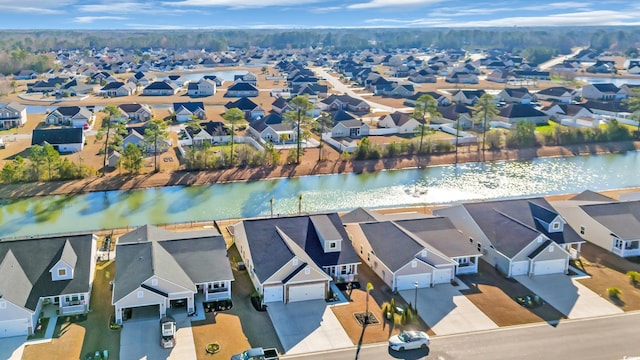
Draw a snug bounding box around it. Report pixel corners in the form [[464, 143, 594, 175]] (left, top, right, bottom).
[[607, 287, 622, 298], [626, 271, 640, 285]]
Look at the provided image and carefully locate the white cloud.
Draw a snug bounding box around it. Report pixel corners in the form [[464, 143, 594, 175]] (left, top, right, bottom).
[[310, 6, 342, 13], [348, 0, 443, 9], [73, 16, 128, 23], [0, 0, 75, 14], [438, 10, 640, 27], [162, 0, 323, 9], [79, 1, 192, 15]]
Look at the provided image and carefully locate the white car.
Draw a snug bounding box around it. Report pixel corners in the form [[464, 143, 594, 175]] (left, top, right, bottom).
[[388, 330, 430, 351]]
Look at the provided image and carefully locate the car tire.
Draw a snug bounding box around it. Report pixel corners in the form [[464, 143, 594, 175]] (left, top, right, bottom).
[[421, 344, 427, 349], [398, 347, 404, 351]]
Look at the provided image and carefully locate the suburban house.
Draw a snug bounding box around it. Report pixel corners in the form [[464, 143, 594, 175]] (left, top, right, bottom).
[[45, 106, 94, 128], [495, 104, 548, 125], [451, 89, 485, 105], [0, 102, 27, 129], [320, 94, 370, 114], [142, 81, 179, 96], [187, 78, 217, 97], [445, 72, 479, 84], [248, 113, 295, 144], [543, 104, 597, 127], [118, 103, 153, 123], [404, 92, 451, 107], [233, 73, 257, 85], [377, 111, 425, 133], [580, 83, 627, 101], [13, 69, 38, 80], [434, 198, 584, 277], [271, 97, 293, 114], [112, 225, 233, 324], [551, 193, 640, 258], [173, 101, 206, 122], [31, 128, 85, 153], [583, 101, 632, 121], [99, 81, 137, 97], [183, 121, 230, 146], [225, 97, 265, 120], [232, 213, 361, 303], [122, 125, 172, 154], [535, 86, 575, 103], [225, 82, 259, 97], [498, 87, 534, 104], [0, 233, 97, 338], [435, 103, 474, 129], [344, 213, 481, 291], [127, 71, 153, 87], [330, 110, 370, 138]]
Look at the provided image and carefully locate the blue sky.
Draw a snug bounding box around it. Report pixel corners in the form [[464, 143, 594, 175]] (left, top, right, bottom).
[[0, 0, 638, 29]]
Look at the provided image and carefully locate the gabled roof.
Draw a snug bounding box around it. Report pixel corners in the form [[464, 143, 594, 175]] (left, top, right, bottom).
[[250, 113, 292, 132], [359, 221, 423, 272], [553, 104, 592, 116], [0, 101, 26, 113], [569, 190, 615, 202], [173, 101, 205, 114], [537, 86, 574, 96], [437, 103, 473, 121], [101, 81, 126, 90], [332, 110, 356, 122], [145, 81, 177, 90], [0, 233, 95, 311], [32, 128, 84, 146], [590, 83, 620, 93], [227, 82, 259, 92], [498, 104, 546, 118], [113, 225, 232, 303], [238, 214, 360, 283], [580, 201, 640, 240], [119, 103, 150, 113], [341, 207, 385, 224], [503, 87, 532, 98], [382, 111, 421, 127], [225, 97, 259, 111], [395, 217, 481, 258]]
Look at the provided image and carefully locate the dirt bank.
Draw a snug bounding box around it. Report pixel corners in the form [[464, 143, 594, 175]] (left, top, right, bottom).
[[0, 141, 638, 199]]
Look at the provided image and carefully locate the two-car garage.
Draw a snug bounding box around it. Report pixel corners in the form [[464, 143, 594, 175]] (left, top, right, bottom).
[[264, 282, 327, 303]]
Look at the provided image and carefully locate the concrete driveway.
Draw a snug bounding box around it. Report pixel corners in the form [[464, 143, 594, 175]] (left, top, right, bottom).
[[267, 300, 352, 355], [400, 284, 498, 335], [516, 274, 623, 319], [120, 313, 196, 360], [0, 336, 25, 360]]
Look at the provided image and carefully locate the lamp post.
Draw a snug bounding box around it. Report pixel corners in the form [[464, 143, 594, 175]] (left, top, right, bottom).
[[414, 281, 419, 314]]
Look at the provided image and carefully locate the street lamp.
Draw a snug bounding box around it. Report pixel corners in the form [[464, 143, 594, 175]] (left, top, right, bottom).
[[414, 281, 419, 314]]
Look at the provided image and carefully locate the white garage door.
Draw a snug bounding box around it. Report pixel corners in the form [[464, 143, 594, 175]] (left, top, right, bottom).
[[396, 273, 431, 291], [288, 283, 325, 303], [433, 269, 452, 285], [511, 261, 529, 276], [263, 285, 283, 303], [533, 259, 566, 276], [0, 318, 29, 338]]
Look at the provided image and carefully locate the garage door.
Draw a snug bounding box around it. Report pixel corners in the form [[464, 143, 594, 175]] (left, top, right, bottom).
[[433, 269, 452, 285], [533, 259, 566, 276], [396, 273, 431, 291], [0, 318, 29, 338], [263, 285, 283, 303], [288, 283, 325, 303], [511, 261, 529, 276]]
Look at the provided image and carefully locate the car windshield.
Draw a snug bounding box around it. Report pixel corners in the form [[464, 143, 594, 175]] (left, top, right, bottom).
[[398, 332, 410, 342]]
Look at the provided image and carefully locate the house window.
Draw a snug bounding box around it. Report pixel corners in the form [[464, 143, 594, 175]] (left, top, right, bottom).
[[421, 250, 427, 257], [137, 291, 144, 298], [360, 245, 363, 254], [151, 279, 158, 286], [469, 238, 473, 243], [457, 257, 470, 266], [614, 239, 624, 249], [58, 268, 67, 277], [293, 258, 298, 266], [477, 243, 482, 252], [411, 260, 417, 268], [580, 226, 585, 235], [329, 242, 337, 249], [0, 301, 6, 309], [304, 268, 310, 275], [552, 222, 560, 230], [341, 266, 348, 275]]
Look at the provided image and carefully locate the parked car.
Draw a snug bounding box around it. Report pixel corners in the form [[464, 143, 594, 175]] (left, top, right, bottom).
[[160, 316, 177, 348], [230, 347, 279, 360], [388, 330, 430, 351]]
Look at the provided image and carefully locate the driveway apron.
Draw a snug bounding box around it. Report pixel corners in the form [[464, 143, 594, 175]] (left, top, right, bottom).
[[400, 284, 498, 335], [515, 274, 623, 319], [266, 300, 353, 355], [119, 312, 196, 360]]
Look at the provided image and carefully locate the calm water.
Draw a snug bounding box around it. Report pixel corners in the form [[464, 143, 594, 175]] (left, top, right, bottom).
[[1, 152, 640, 238]]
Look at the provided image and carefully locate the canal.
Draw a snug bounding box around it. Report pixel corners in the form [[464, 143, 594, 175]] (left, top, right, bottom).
[[1, 151, 640, 238]]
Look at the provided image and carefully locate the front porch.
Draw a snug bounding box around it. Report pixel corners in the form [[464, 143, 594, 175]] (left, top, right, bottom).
[[564, 242, 583, 260], [323, 263, 359, 283], [612, 239, 640, 258], [41, 294, 89, 316], [455, 255, 479, 275], [197, 281, 231, 302]]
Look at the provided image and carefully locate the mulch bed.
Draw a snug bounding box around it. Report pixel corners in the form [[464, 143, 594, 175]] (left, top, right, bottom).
[[335, 281, 361, 291], [353, 312, 379, 327], [204, 299, 233, 312]]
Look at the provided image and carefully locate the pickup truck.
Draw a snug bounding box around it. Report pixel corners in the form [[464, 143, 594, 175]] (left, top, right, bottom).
[[230, 347, 279, 360]]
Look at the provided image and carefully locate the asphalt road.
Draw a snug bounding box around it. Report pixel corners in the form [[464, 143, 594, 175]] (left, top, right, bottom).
[[284, 312, 640, 360]]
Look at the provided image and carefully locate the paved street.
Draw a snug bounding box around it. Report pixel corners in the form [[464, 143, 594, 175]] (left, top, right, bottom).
[[285, 312, 640, 360]]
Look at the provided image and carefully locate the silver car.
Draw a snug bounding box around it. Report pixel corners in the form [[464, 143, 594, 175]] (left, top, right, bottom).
[[388, 330, 430, 351]]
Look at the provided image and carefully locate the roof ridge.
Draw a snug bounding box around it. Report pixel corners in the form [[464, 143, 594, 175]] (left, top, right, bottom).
[[493, 209, 538, 233]]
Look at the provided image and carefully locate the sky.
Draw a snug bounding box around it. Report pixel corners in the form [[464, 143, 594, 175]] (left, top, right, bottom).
[[0, 0, 638, 29]]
